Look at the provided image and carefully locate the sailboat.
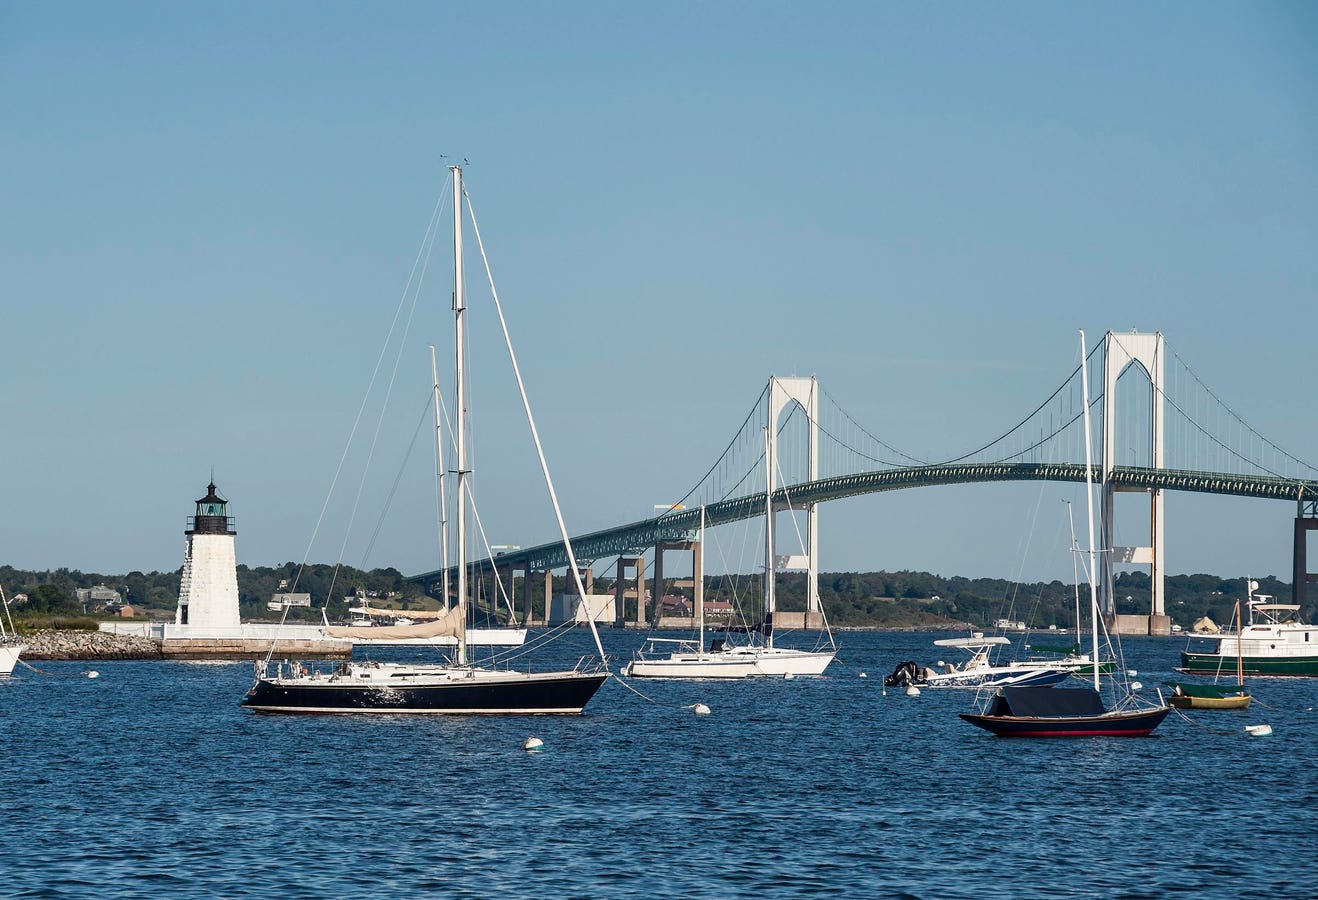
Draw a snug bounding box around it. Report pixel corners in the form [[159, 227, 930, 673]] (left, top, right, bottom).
[[622, 506, 762, 679], [0, 586, 25, 677], [959, 330, 1172, 737], [242, 165, 608, 714], [1016, 502, 1116, 679], [1166, 599, 1251, 710], [624, 428, 837, 678]]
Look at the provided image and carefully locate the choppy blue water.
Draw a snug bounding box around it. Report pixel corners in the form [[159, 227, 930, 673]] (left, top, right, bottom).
[[2, 630, 1315, 898]]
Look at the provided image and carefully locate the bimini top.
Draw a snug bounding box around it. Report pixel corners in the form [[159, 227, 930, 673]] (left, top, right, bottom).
[[933, 635, 1012, 648], [986, 686, 1106, 718]]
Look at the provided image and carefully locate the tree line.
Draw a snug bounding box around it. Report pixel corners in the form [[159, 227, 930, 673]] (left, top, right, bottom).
[[1, 562, 1298, 631]]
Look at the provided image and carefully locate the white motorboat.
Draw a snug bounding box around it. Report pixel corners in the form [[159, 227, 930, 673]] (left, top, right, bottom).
[[885, 634, 1071, 689]]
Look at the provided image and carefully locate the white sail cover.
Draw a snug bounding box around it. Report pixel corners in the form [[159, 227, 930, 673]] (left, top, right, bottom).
[[325, 606, 465, 640], [354, 604, 457, 621]]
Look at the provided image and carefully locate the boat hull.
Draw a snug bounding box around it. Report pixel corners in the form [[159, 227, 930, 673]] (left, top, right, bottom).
[[623, 656, 761, 679], [1179, 651, 1318, 677], [0, 644, 24, 676], [923, 666, 1072, 689], [744, 649, 835, 677], [1168, 693, 1251, 710], [958, 706, 1172, 737], [242, 668, 608, 714]]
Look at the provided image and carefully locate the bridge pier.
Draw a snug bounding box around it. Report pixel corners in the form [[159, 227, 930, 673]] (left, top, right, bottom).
[[1295, 498, 1318, 608], [613, 556, 645, 627], [653, 540, 699, 627]]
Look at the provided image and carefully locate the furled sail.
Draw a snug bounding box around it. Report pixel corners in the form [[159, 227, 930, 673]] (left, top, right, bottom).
[[354, 605, 454, 621], [326, 606, 465, 640]]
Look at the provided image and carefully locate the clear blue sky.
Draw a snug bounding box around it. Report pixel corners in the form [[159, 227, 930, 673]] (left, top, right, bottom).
[[2, 2, 1315, 586]]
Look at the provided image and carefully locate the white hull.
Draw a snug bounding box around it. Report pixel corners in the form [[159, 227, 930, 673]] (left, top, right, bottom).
[[923, 664, 1072, 689], [0, 644, 24, 676], [623, 653, 761, 679], [736, 647, 835, 677], [624, 642, 835, 679]]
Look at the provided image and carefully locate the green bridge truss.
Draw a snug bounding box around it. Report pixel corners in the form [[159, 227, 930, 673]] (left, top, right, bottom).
[[407, 464, 1318, 583]]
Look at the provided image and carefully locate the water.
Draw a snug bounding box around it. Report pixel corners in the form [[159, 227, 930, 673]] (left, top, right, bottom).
[[2, 631, 1315, 898]]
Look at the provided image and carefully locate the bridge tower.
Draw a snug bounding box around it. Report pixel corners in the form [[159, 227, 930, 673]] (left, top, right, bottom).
[[1100, 331, 1172, 636], [767, 375, 822, 618]]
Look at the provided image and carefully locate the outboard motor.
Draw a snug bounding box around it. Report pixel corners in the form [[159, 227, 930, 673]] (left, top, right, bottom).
[[883, 660, 925, 687]]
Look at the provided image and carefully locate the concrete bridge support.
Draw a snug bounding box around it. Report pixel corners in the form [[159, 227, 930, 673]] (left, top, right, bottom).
[[614, 556, 645, 627], [1295, 498, 1318, 609], [1101, 331, 1171, 636], [652, 540, 698, 626]]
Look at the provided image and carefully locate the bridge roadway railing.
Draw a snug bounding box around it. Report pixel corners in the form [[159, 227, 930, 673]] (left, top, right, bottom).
[[406, 464, 1318, 583]]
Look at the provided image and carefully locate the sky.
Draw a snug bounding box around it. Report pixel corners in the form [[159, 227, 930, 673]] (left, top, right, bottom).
[[2, 2, 1316, 587]]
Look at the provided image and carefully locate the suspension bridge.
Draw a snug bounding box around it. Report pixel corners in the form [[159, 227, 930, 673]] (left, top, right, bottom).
[[408, 330, 1318, 634]]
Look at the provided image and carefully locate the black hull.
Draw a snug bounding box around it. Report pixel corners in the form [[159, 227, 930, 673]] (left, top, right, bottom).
[[242, 671, 608, 715], [959, 706, 1171, 737]]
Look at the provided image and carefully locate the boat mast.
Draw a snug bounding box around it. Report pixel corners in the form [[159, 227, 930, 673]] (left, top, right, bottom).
[[763, 426, 775, 650], [1235, 599, 1244, 688], [452, 164, 468, 667], [1079, 330, 1101, 692], [1065, 501, 1083, 651], [698, 505, 706, 654], [430, 344, 450, 610]]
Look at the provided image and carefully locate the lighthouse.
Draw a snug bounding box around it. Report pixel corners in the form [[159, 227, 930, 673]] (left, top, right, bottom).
[[175, 480, 241, 629]]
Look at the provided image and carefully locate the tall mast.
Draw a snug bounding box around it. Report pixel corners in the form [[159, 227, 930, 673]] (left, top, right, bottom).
[[1079, 330, 1101, 692], [452, 164, 468, 667], [430, 344, 450, 610], [763, 426, 775, 650], [698, 505, 706, 653]]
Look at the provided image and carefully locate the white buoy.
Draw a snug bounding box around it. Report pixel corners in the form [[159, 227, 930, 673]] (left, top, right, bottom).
[[693, 703, 711, 716], [522, 736, 544, 752], [1126, 669, 1138, 677], [1130, 681, 1142, 691], [858, 672, 867, 678], [905, 686, 921, 697], [86, 671, 99, 679], [1244, 724, 1272, 737], [783, 672, 795, 680]]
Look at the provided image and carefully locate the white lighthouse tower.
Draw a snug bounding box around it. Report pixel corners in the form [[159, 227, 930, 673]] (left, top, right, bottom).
[[175, 480, 241, 629]]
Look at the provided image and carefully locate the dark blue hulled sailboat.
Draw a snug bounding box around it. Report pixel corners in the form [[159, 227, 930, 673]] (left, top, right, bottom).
[[958, 331, 1171, 738], [959, 686, 1170, 737]]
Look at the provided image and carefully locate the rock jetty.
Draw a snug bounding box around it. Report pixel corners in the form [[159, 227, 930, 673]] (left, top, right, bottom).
[[21, 630, 163, 660]]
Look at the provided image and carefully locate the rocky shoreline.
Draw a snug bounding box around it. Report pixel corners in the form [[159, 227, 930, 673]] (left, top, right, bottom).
[[20, 630, 163, 660]]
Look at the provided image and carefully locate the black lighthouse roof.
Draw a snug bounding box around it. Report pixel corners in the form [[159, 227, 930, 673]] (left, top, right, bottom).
[[196, 481, 226, 505]]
